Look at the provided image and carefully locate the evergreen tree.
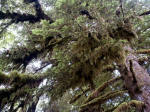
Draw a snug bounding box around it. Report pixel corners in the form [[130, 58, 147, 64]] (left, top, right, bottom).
[[0, 0, 150, 111]]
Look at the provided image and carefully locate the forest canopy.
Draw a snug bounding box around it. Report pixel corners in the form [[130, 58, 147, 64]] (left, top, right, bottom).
[[0, 0, 150, 112]]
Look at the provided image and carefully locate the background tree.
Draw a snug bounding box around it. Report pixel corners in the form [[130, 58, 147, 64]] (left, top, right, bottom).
[[0, 0, 150, 112]]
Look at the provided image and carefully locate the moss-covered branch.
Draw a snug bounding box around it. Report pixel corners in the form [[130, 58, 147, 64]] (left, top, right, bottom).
[[113, 100, 144, 112], [69, 88, 90, 104], [139, 10, 150, 16], [80, 90, 127, 112], [0, 71, 46, 85], [0, 0, 53, 24], [84, 76, 122, 103], [0, 71, 47, 109], [104, 106, 118, 112], [136, 49, 150, 54], [0, 72, 10, 84]]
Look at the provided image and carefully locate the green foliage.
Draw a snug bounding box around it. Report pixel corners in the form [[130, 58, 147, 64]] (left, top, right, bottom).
[[0, 31, 15, 48], [32, 20, 59, 39], [0, 0, 150, 111], [56, 0, 75, 8]]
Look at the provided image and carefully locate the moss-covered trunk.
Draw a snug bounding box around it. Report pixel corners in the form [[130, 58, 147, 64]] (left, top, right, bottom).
[[120, 46, 150, 112]]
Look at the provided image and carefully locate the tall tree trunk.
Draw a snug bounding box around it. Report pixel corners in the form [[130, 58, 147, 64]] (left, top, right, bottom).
[[120, 46, 150, 112]]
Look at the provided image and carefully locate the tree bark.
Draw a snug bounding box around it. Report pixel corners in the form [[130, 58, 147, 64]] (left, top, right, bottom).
[[120, 46, 150, 112]]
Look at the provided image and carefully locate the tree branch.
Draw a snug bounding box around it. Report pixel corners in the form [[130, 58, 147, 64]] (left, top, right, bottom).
[[34, 62, 51, 74], [0, 11, 39, 23], [84, 76, 122, 103], [136, 49, 150, 54], [113, 100, 144, 112], [0, 0, 53, 24], [80, 10, 95, 20], [119, 0, 124, 18], [139, 10, 150, 16], [0, 71, 47, 110], [69, 88, 90, 104], [80, 90, 127, 112]]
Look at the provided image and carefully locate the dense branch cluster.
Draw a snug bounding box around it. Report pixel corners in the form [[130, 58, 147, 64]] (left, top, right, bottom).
[[0, 71, 47, 111]]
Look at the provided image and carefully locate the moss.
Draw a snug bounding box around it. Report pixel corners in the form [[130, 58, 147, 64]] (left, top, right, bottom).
[[0, 71, 9, 84], [84, 76, 122, 103], [70, 33, 126, 87], [48, 22, 131, 101], [0, 70, 46, 108], [69, 87, 90, 104], [136, 49, 150, 54], [113, 100, 144, 112], [80, 90, 127, 111], [1, 97, 8, 107]]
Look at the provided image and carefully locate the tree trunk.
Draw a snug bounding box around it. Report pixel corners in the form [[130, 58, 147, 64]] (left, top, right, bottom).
[[120, 46, 150, 112]]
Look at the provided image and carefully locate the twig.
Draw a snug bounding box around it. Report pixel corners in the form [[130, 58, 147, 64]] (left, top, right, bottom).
[[34, 62, 51, 74], [119, 0, 124, 19]]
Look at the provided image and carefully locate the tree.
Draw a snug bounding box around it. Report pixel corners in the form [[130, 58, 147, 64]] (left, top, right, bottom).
[[0, 0, 150, 112]]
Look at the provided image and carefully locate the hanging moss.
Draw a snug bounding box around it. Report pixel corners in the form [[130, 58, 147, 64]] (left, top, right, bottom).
[[69, 30, 126, 89], [46, 20, 135, 102]]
